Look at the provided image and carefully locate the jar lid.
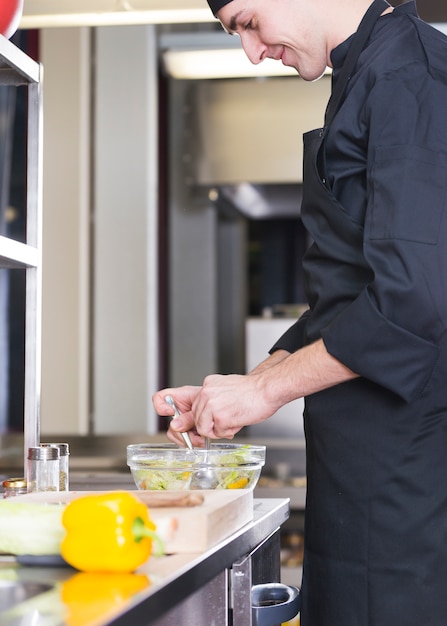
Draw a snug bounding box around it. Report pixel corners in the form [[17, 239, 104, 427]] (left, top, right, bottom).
[[2, 477, 27, 489], [40, 443, 69, 456], [28, 446, 60, 460]]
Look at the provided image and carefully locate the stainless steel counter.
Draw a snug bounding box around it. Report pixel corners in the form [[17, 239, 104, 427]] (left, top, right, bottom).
[[0, 498, 290, 626]]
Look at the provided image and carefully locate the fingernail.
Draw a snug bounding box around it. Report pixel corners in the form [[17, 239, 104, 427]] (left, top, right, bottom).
[[170, 418, 182, 429]]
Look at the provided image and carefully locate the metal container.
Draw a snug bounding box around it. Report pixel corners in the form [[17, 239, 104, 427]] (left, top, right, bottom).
[[251, 583, 300, 626], [2, 477, 27, 498]]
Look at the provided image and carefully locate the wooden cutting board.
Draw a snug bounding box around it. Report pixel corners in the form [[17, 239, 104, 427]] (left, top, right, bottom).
[[150, 489, 254, 553], [14, 489, 254, 554]]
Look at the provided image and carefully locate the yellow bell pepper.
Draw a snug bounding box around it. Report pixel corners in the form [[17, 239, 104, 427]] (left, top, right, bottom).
[[60, 491, 163, 573]]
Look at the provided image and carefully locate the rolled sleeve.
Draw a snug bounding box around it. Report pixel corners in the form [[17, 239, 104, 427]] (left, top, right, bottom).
[[269, 309, 311, 354], [321, 289, 440, 402]]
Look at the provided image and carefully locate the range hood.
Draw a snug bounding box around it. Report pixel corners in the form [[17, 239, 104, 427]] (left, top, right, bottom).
[[189, 75, 331, 186]]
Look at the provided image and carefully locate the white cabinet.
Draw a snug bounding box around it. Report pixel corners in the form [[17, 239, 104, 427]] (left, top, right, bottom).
[[245, 317, 305, 438], [0, 35, 42, 473]]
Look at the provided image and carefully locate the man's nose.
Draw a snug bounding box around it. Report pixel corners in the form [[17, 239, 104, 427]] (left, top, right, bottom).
[[240, 35, 265, 65]]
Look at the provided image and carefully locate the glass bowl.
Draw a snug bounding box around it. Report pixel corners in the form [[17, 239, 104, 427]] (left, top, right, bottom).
[[127, 443, 266, 491]]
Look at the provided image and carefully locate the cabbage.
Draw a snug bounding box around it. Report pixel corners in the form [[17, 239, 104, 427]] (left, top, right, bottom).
[[0, 501, 65, 555]]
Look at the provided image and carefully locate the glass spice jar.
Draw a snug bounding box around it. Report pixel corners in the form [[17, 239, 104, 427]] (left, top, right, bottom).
[[40, 443, 69, 491], [27, 445, 60, 492]]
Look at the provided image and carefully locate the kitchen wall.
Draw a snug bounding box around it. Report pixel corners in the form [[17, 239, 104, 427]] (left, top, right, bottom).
[[93, 25, 159, 434], [39, 25, 160, 434], [40, 28, 91, 434]]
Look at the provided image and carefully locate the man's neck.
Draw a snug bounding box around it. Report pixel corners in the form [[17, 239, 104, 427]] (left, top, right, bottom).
[[323, 0, 392, 54]]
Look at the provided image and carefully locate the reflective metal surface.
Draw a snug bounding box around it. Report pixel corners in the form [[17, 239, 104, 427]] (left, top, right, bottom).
[[0, 580, 52, 612]]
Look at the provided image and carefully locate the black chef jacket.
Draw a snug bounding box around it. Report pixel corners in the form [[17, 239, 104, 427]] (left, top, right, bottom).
[[269, 3, 447, 625]]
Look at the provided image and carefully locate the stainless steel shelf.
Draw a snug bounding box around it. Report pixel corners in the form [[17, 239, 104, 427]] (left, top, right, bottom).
[[0, 34, 43, 470], [0, 34, 40, 85], [0, 236, 39, 268]]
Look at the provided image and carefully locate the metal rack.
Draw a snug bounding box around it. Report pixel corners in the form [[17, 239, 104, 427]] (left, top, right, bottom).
[[0, 35, 42, 476]]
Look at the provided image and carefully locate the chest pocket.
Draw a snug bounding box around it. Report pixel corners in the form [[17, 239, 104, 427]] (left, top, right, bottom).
[[369, 144, 447, 244]]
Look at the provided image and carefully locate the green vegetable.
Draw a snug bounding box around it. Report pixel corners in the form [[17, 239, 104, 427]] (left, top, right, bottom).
[[0, 501, 65, 555], [134, 465, 192, 490]]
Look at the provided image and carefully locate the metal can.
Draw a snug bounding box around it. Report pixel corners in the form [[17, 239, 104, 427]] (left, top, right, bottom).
[[2, 477, 27, 498]]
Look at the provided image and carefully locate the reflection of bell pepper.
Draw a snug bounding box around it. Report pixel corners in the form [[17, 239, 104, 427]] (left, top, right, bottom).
[[60, 491, 163, 573], [62, 572, 150, 626]]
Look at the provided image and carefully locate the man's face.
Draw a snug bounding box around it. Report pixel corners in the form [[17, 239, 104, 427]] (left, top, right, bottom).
[[216, 0, 329, 81]]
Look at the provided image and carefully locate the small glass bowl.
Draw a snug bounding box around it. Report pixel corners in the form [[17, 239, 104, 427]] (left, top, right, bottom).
[[127, 443, 266, 491]]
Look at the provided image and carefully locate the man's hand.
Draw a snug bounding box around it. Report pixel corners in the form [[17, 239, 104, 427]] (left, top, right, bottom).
[[152, 385, 204, 447]]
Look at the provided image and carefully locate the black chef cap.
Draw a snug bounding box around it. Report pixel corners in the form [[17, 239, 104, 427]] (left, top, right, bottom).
[[207, 0, 234, 17]]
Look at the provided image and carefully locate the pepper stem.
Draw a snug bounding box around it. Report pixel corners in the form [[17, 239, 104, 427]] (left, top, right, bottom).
[[132, 517, 165, 556]]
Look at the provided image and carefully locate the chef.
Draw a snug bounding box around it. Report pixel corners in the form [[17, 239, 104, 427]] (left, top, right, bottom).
[[153, 0, 447, 624]]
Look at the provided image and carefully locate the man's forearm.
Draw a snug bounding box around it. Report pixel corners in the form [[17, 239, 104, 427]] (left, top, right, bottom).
[[258, 339, 358, 406]]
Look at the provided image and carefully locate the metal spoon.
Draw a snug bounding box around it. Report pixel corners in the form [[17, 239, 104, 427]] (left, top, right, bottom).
[[164, 395, 216, 489], [190, 436, 218, 490]]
